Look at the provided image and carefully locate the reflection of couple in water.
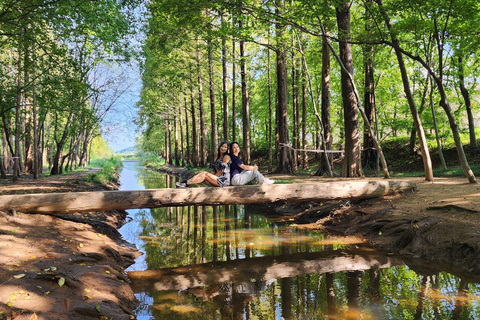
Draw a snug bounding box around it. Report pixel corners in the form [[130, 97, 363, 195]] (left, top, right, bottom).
[[176, 141, 274, 188]]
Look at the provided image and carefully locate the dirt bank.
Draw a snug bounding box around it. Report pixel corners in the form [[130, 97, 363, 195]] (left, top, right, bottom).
[[269, 175, 480, 275], [0, 170, 141, 320]]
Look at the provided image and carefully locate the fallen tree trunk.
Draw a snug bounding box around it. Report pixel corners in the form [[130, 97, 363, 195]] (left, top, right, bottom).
[[127, 249, 404, 292], [0, 180, 416, 214]]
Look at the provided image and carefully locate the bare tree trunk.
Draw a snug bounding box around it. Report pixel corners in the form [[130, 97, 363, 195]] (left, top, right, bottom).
[[376, 0, 434, 182], [430, 77, 447, 169], [23, 43, 34, 175], [409, 75, 429, 155], [291, 44, 299, 171], [318, 31, 332, 175], [164, 120, 170, 165], [239, 26, 251, 164], [196, 44, 207, 167], [190, 80, 198, 166], [2, 127, 8, 175], [207, 39, 217, 166], [14, 49, 22, 181], [457, 54, 478, 151], [174, 104, 180, 166], [183, 94, 189, 163], [32, 56, 39, 179], [221, 14, 229, 141], [168, 120, 173, 165], [179, 99, 185, 166], [301, 64, 308, 169], [336, 2, 363, 178], [232, 40, 237, 142], [267, 38, 273, 172], [362, 0, 377, 171], [274, 1, 293, 174]]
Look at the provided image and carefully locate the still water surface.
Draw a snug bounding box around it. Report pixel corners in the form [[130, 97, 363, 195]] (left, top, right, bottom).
[[118, 161, 480, 320]]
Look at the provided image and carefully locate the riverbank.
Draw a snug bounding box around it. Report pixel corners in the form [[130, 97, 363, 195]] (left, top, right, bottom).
[[0, 169, 141, 320], [268, 174, 480, 275]]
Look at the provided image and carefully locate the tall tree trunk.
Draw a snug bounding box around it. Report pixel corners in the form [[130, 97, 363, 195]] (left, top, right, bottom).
[[184, 95, 190, 165], [376, 0, 434, 182], [221, 14, 229, 142], [239, 26, 251, 164], [24, 46, 33, 175], [232, 40, 237, 142], [190, 79, 198, 166], [430, 77, 447, 169], [174, 103, 180, 166], [362, 0, 377, 171], [2, 127, 9, 175], [319, 31, 332, 175], [336, 2, 363, 177], [274, 1, 293, 174], [32, 55, 39, 179], [267, 38, 273, 171], [457, 54, 478, 151], [208, 39, 217, 165], [14, 48, 22, 181], [168, 120, 173, 165], [196, 44, 207, 167], [301, 62, 308, 169], [179, 99, 185, 166], [291, 44, 299, 171], [409, 75, 429, 155], [164, 120, 170, 164]]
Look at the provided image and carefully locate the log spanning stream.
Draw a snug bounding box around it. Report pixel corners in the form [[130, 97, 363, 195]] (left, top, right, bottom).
[[118, 162, 480, 320]]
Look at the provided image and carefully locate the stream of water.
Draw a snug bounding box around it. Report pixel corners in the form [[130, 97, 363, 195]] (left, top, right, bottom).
[[118, 161, 480, 320]]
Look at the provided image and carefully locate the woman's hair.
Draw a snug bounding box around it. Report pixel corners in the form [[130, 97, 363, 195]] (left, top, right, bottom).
[[229, 141, 240, 155], [217, 140, 229, 159]]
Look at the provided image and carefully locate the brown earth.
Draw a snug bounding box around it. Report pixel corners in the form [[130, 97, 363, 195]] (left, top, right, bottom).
[[0, 170, 141, 320], [1, 169, 480, 319], [269, 174, 480, 275]]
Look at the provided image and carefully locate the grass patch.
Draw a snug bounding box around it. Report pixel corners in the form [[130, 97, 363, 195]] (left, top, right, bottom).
[[391, 163, 480, 178], [139, 152, 166, 169], [85, 157, 123, 186]]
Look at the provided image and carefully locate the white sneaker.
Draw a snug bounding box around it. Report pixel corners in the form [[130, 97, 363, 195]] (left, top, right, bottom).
[[263, 178, 275, 185]]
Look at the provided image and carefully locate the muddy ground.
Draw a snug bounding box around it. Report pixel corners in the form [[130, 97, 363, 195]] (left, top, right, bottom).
[[1, 169, 480, 319]]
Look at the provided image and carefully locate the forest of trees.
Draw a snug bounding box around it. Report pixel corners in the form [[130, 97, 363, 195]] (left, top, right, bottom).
[[137, 0, 480, 183], [0, 0, 141, 180]]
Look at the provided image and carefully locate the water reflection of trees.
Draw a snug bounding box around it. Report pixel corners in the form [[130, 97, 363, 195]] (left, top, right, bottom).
[[128, 169, 480, 319]]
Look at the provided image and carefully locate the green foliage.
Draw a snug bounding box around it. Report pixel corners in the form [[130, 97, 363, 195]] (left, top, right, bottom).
[[138, 151, 166, 169], [85, 157, 123, 186], [90, 136, 115, 160]]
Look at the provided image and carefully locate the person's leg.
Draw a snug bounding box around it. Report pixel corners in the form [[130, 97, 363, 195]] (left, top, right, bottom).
[[231, 170, 265, 185], [187, 171, 220, 186]]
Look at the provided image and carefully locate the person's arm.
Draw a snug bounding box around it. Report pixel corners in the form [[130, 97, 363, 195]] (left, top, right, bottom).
[[239, 163, 258, 171]]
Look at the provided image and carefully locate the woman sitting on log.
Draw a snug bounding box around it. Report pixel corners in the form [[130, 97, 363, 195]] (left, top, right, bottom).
[[229, 141, 274, 186], [176, 141, 231, 188]]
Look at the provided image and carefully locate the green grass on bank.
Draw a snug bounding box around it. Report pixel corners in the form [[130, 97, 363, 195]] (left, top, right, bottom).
[[84, 157, 123, 186], [391, 163, 480, 178]]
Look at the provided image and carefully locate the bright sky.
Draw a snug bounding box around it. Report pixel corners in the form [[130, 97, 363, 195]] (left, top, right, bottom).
[[100, 61, 141, 152]]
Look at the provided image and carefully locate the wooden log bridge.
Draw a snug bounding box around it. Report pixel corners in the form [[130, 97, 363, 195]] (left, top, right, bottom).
[[0, 180, 416, 214]]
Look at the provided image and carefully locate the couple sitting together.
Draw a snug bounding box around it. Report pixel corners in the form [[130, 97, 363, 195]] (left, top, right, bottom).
[[175, 140, 275, 188]]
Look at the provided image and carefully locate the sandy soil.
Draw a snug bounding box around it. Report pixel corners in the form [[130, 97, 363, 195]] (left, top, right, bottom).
[[0, 171, 141, 320], [1, 170, 480, 319]]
